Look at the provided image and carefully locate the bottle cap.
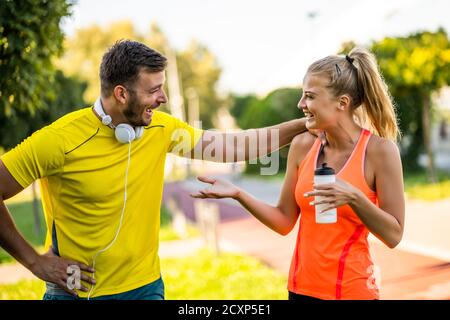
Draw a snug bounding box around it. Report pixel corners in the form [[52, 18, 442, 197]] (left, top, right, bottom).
[[314, 163, 335, 175]]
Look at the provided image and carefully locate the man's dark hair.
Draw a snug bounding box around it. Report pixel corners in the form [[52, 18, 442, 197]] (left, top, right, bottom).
[[100, 40, 167, 97]]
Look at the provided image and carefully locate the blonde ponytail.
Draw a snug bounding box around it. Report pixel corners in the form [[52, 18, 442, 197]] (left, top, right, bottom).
[[349, 48, 400, 141], [307, 47, 400, 141]]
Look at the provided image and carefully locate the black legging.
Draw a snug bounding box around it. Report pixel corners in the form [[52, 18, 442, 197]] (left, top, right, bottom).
[[288, 291, 322, 301]]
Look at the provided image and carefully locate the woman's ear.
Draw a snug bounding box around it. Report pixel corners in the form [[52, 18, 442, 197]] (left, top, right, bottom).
[[338, 95, 351, 111], [113, 85, 128, 104]]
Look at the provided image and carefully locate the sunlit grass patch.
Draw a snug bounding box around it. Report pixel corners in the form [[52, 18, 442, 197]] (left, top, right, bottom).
[[0, 250, 286, 300]]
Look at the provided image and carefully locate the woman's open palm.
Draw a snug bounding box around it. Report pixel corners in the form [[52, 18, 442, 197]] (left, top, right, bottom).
[[190, 176, 240, 199]]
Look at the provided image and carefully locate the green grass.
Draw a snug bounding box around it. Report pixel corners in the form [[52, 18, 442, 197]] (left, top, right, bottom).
[[0, 201, 198, 264], [404, 170, 450, 201], [0, 250, 287, 300], [159, 224, 199, 241], [0, 201, 46, 263], [162, 250, 287, 300], [0, 279, 46, 300]]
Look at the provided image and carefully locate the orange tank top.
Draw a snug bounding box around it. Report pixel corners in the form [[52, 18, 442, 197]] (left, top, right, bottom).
[[289, 129, 379, 300]]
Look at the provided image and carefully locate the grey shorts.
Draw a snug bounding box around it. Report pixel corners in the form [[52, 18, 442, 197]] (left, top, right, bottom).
[[43, 276, 165, 300]]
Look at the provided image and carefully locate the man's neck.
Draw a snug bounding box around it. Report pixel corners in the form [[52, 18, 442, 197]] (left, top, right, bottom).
[[101, 96, 129, 127]]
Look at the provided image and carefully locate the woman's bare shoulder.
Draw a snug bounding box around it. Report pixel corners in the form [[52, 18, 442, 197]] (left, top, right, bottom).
[[291, 131, 317, 149], [366, 134, 400, 165], [289, 131, 318, 164]]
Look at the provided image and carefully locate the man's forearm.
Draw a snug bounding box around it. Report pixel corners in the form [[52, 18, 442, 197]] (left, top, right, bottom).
[[237, 117, 307, 161], [189, 118, 307, 162], [265, 117, 308, 149], [0, 200, 40, 272]]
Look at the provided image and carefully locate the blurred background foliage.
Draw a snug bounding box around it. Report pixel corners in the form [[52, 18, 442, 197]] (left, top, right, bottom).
[[2, 1, 450, 179], [230, 88, 303, 174], [57, 21, 223, 129], [0, 0, 87, 150]]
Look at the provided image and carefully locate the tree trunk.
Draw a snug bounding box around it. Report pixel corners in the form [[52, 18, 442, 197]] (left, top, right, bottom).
[[422, 94, 437, 183], [31, 181, 41, 236]]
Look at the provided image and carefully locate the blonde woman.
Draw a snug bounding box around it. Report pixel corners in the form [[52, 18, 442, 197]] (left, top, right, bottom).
[[192, 48, 405, 300]]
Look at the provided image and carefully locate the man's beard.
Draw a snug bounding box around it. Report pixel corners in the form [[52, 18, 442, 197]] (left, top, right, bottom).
[[123, 93, 147, 127]]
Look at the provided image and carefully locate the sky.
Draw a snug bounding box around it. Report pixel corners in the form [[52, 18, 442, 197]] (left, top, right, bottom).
[[62, 0, 450, 96]]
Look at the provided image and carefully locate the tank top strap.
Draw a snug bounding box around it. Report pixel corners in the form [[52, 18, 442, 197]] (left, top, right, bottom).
[[343, 129, 372, 172], [339, 128, 375, 196], [298, 137, 323, 176]]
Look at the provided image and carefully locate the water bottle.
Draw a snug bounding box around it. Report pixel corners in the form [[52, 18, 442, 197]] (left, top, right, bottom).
[[314, 163, 337, 224]]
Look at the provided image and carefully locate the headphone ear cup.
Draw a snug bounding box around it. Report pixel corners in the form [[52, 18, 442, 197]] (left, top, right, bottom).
[[134, 126, 144, 140], [115, 124, 135, 143]]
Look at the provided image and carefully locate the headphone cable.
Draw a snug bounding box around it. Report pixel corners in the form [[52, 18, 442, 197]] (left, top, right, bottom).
[[87, 141, 132, 300]]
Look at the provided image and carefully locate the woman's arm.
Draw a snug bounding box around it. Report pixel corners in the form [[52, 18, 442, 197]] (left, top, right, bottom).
[[306, 138, 405, 248], [191, 133, 316, 235], [236, 134, 312, 234], [351, 138, 405, 248]]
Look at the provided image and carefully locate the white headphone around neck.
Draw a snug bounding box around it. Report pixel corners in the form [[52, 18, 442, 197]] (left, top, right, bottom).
[[94, 98, 144, 144], [88, 98, 137, 299]]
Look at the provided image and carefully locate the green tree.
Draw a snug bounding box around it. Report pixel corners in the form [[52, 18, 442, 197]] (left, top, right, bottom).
[[231, 88, 303, 174], [0, 0, 72, 118], [0, 70, 87, 235], [177, 41, 223, 128], [146, 25, 224, 127], [59, 21, 224, 127], [237, 88, 302, 130], [145, 22, 169, 56], [0, 71, 87, 149], [229, 94, 258, 125], [57, 20, 141, 104], [371, 29, 450, 181], [0, 0, 81, 236]]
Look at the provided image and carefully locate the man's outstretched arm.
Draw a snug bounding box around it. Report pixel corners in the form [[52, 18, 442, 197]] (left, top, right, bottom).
[[185, 118, 308, 162]]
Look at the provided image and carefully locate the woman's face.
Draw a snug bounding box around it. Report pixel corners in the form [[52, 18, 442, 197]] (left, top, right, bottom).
[[298, 73, 340, 130]]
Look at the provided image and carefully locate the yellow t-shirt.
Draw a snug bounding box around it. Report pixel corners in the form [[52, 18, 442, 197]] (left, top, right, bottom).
[[1, 107, 203, 297]]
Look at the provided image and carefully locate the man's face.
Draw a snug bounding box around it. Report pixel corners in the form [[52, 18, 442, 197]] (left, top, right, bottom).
[[123, 70, 167, 127]]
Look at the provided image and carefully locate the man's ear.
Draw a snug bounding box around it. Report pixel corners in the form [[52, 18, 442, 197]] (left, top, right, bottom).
[[338, 95, 351, 111], [113, 85, 128, 104]]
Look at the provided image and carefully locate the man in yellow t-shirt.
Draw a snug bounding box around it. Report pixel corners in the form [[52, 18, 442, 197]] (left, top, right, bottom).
[[0, 40, 307, 300]]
